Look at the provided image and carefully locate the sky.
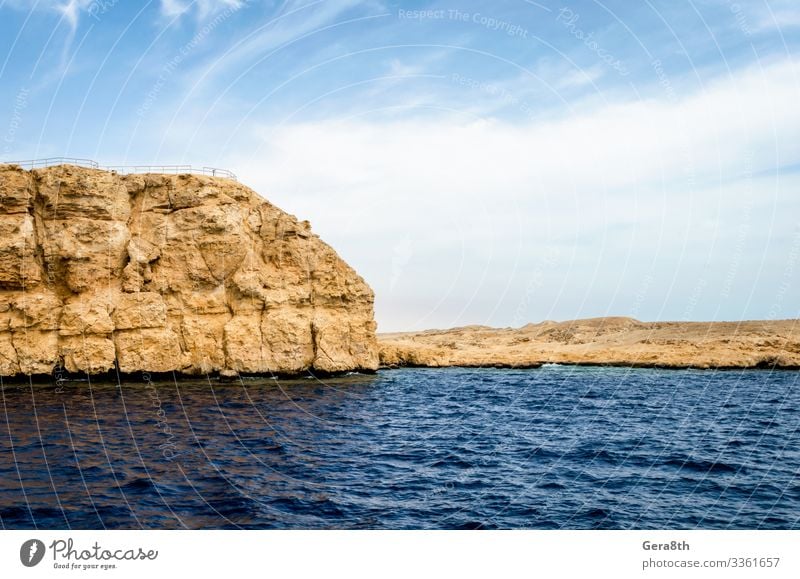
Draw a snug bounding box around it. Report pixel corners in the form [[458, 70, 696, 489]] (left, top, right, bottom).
[[1, 0, 798, 331]]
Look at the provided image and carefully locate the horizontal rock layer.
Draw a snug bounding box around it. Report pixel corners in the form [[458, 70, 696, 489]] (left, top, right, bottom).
[[379, 317, 800, 369], [0, 164, 378, 376]]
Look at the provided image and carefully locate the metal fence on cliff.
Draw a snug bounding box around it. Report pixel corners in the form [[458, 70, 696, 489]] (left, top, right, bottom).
[[1, 158, 237, 181]]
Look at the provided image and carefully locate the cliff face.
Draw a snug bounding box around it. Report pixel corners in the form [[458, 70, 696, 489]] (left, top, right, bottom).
[[0, 164, 378, 376]]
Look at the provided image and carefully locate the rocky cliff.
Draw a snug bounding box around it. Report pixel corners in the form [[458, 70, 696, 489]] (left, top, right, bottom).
[[0, 164, 378, 376]]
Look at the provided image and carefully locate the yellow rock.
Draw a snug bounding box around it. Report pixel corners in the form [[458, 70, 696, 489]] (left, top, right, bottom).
[[0, 164, 378, 376], [378, 317, 800, 370]]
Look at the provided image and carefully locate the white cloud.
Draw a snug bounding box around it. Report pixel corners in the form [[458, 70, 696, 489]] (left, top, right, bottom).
[[752, 0, 800, 32], [242, 58, 799, 216], [56, 0, 84, 29], [4, 0, 246, 26], [160, 0, 190, 18], [4, 0, 93, 30], [159, 0, 244, 21], [202, 0, 375, 71], [227, 58, 800, 330]]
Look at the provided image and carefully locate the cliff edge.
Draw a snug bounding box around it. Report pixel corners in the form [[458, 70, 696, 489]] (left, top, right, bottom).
[[0, 164, 378, 376]]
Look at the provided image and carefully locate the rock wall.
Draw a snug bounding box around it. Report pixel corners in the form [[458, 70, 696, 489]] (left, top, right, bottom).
[[0, 164, 378, 376]]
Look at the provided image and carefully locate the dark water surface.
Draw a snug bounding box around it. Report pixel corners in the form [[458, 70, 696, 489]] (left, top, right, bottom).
[[1, 367, 798, 529]]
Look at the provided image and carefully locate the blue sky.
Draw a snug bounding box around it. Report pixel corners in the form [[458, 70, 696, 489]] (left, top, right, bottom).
[[1, 0, 799, 330]]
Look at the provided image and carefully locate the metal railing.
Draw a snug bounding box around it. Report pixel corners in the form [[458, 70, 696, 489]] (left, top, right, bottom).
[[104, 165, 237, 180], [4, 157, 99, 169], [1, 158, 237, 181], [103, 164, 194, 175]]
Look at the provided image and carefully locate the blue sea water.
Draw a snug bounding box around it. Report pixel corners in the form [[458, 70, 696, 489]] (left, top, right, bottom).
[[0, 366, 798, 529]]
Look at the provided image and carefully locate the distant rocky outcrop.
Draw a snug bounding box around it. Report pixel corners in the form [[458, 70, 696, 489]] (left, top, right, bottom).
[[0, 164, 378, 376], [379, 317, 800, 369]]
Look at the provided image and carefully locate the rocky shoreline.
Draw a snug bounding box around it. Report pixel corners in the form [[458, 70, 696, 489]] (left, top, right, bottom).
[[378, 317, 800, 371], [3, 165, 797, 379]]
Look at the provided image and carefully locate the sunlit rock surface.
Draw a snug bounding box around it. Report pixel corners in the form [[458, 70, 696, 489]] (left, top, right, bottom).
[[0, 164, 378, 376]]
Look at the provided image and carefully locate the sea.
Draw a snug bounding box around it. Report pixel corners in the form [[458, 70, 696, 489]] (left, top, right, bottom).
[[1, 366, 798, 529]]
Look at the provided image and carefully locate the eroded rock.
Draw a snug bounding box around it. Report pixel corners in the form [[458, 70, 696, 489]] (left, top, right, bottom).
[[0, 164, 378, 376]]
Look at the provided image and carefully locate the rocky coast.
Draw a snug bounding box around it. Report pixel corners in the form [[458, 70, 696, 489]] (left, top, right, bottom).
[[378, 317, 800, 370]]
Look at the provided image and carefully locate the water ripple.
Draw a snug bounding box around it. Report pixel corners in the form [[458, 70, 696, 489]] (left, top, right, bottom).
[[1, 367, 798, 529]]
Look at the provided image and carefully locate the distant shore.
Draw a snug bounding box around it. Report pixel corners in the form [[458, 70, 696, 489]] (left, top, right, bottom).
[[378, 317, 800, 370]]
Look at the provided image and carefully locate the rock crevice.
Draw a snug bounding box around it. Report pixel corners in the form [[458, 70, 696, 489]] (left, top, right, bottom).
[[0, 164, 378, 376]]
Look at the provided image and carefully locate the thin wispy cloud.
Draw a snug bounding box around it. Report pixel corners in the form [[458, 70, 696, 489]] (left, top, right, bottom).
[[6, 0, 93, 30], [1, 0, 96, 80], [158, 0, 245, 21], [57, 0, 84, 30], [189, 0, 385, 80]]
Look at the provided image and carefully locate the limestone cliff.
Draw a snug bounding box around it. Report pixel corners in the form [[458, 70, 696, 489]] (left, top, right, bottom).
[[0, 164, 378, 376]]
